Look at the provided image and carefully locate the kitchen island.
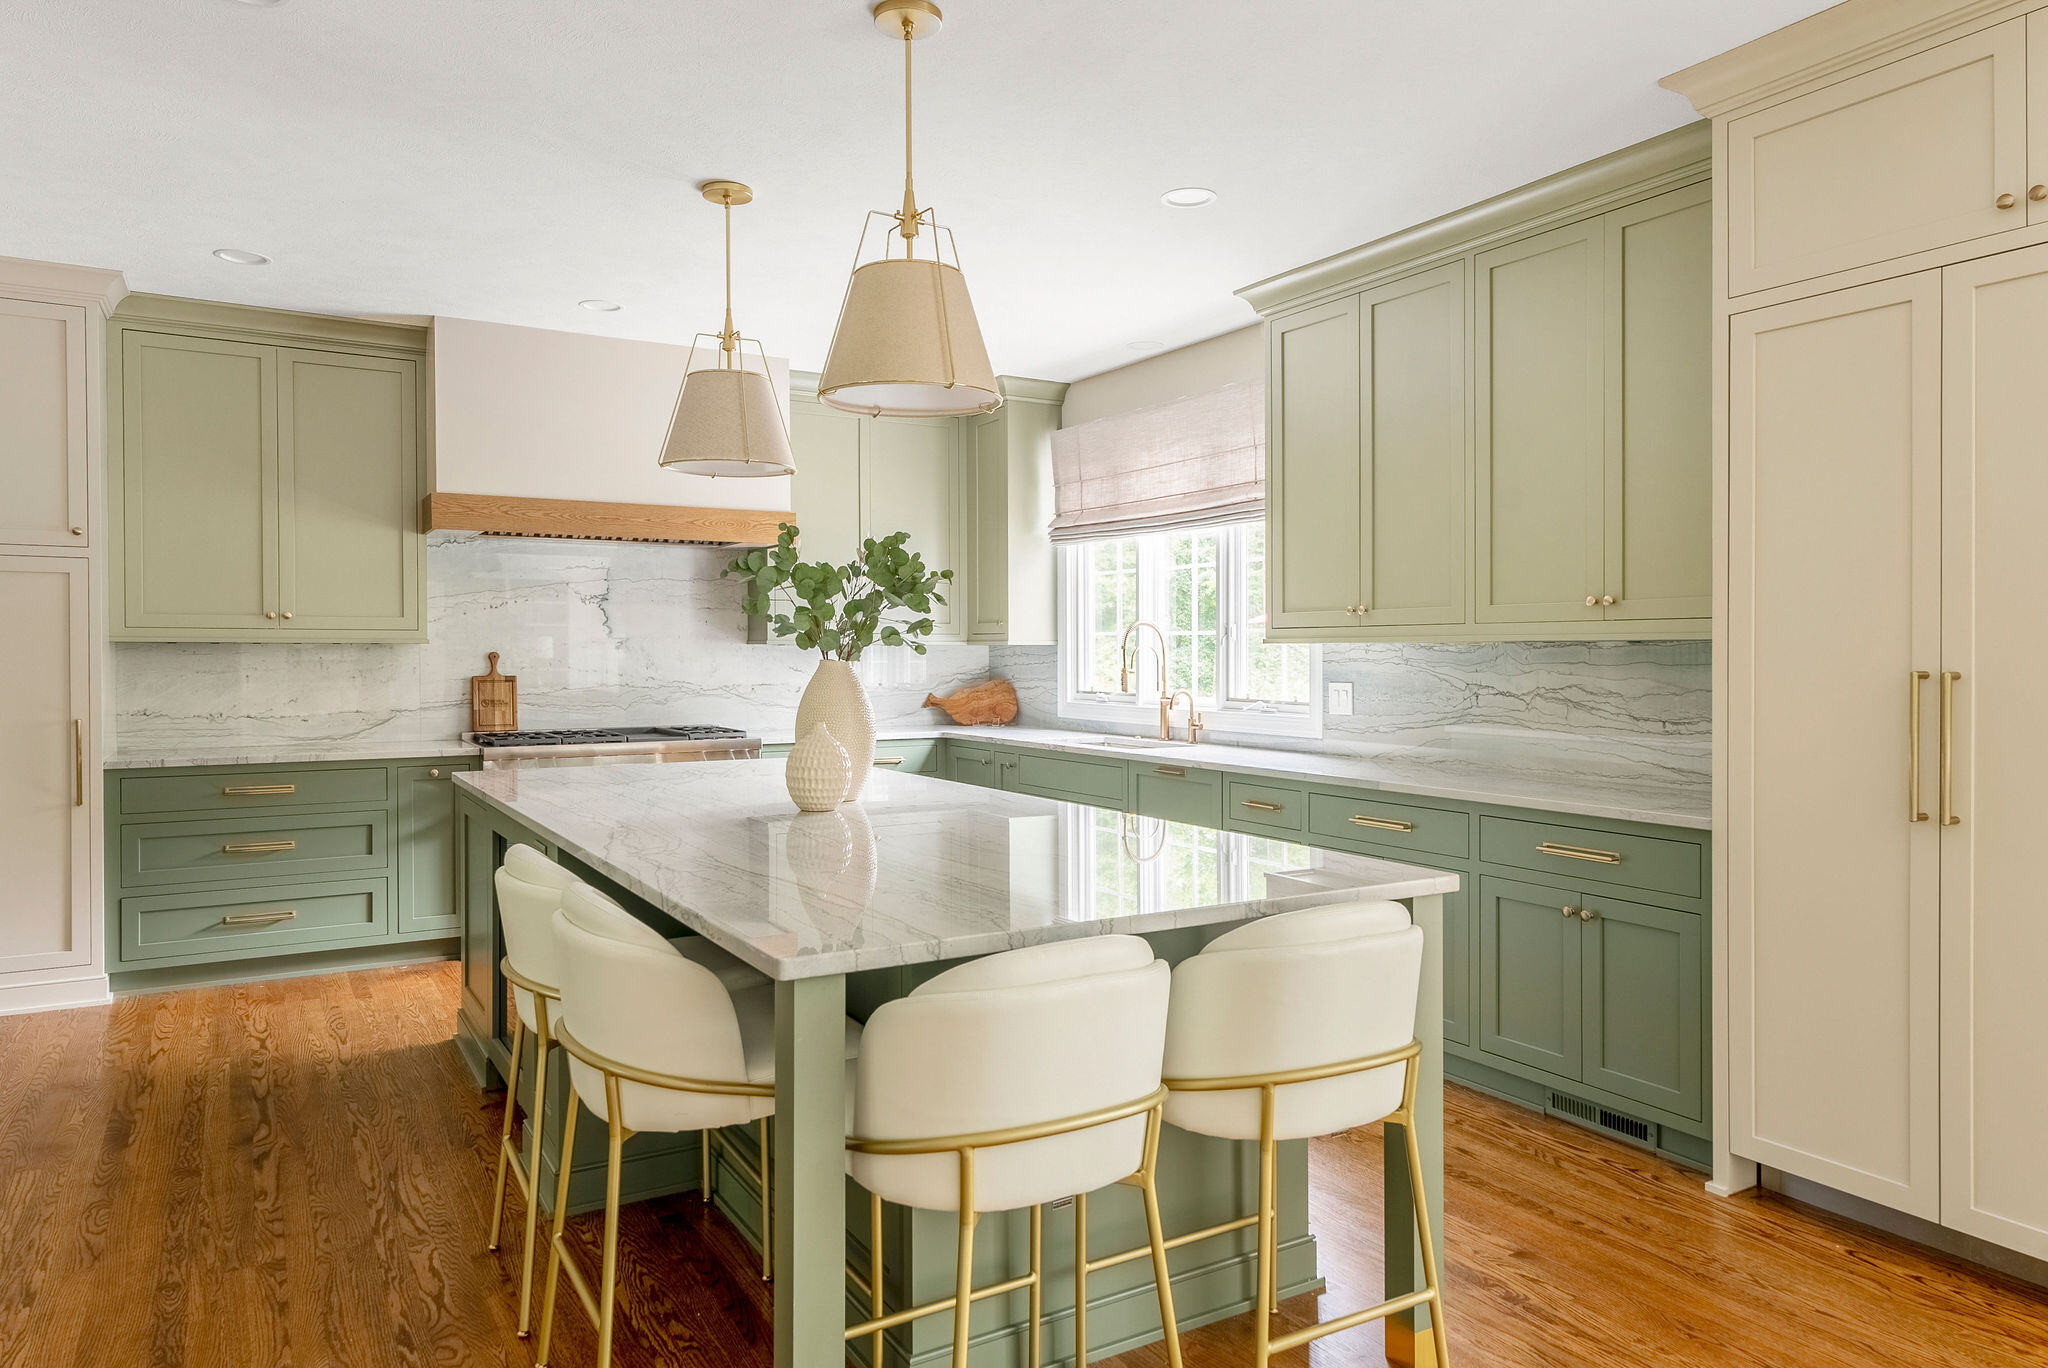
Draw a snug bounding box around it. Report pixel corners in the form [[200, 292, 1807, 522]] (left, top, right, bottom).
[[452, 759, 1457, 1368]]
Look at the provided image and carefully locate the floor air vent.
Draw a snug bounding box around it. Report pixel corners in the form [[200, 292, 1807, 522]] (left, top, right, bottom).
[[1548, 1091, 1655, 1148]]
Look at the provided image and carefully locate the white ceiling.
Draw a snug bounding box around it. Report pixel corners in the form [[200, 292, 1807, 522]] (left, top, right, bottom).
[[1, 0, 1826, 382]]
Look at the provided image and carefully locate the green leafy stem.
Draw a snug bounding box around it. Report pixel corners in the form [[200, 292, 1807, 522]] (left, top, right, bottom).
[[724, 523, 953, 661]]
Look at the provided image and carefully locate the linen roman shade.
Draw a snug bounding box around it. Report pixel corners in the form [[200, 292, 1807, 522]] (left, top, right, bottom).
[[1048, 381, 1264, 542]]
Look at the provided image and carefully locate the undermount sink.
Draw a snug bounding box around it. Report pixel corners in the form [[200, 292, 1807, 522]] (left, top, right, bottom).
[[1076, 735, 1187, 750]]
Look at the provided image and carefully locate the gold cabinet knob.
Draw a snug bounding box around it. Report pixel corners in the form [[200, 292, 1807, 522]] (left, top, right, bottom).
[[1600, 594, 1616, 606], [264, 611, 277, 620], [69, 526, 84, 536], [2032, 185, 2047, 202], [281, 611, 293, 620], [1561, 905, 1578, 918], [1997, 192, 2018, 209], [429, 768, 441, 778], [1584, 595, 1598, 607], [1578, 906, 1599, 922]]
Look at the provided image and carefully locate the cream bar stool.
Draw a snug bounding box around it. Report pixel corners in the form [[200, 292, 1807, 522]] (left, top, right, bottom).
[[843, 935, 1184, 1368], [487, 843, 581, 1338], [1160, 901, 1446, 1368], [537, 883, 861, 1368]]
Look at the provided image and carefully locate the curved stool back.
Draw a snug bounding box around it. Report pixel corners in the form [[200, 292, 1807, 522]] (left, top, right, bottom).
[[845, 935, 1181, 1368], [1161, 901, 1445, 1368], [486, 843, 584, 1338]]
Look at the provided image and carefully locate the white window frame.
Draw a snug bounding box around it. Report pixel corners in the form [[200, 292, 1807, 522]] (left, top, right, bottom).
[[1056, 523, 1322, 740]]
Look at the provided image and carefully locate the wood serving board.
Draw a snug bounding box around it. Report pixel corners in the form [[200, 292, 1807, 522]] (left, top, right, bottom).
[[470, 652, 517, 733]]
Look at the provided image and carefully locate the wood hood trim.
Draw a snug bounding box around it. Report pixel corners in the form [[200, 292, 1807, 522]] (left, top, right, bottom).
[[424, 492, 787, 546]]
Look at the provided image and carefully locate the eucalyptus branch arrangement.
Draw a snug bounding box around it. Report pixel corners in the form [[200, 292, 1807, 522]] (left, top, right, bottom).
[[725, 523, 953, 661]]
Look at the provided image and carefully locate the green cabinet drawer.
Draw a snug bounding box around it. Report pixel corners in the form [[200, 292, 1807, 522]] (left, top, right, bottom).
[[1003, 749, 1129, 809], [1478, 815, 1701, 899], [948, 743, 997, 788], [115, 763, 390, 817], [1130, 762, 1222, 828], [120, 809, 388, 888], [871, 739, 940, 775], [1307, 790, 1469, 859], [1225, 779, 1306, 835], [119, 877, 388, 964]]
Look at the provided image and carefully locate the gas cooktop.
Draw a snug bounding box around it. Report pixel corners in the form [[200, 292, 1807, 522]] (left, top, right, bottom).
[[473, 725, 750, 748]]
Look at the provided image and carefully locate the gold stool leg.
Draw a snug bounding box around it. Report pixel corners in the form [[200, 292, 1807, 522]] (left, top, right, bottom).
[[1401, 1071, 1451, 1367], [487, 1014, 524, 1253], [534, 1082, 580, 1368], [701, 1127, 712, 1204], [868, 1191, 886, 1368], [1138, 1108, 1184, 1368], [1074, 1190, 1089, 1368], [1254, 1085, 1277, 1368], [1028, 1203, 1043, 1368], [759, 1114, 773, 1281], [952, 1148, 977, 1368], [515, 1006, 552, 1337], [596, 1075, 627, 1368]]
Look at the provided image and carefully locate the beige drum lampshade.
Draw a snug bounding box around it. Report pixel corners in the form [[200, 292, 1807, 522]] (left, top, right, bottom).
[[817, 256, 1000, 417], [656, 364, 796, 477]]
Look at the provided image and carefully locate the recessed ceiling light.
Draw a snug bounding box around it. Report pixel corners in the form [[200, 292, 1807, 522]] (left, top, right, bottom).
[[1126, 340, 1164, 353], [578, 299, 621, 312], [1160, 187, 1217, 208], [212, 248, 270, 265]]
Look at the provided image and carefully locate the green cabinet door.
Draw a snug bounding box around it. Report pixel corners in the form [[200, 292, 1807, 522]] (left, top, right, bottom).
[[1478, 875, 1583, 1079], [788, 396, 863, 565], [1267, 295, 1364, 631], [1442, 886, 1475, 1049], [277, 350, 422, 636], [118, 331, 279, 632], [396, 762, 474, 935], [947, 742, 997, 788], [1358, 262, 1468, 627], [863, 415, 963, 636], [1579, 892, 1703, 1119], [1601, 184, 1712, 623], [968, 410, 1009, 640], [1129, 762, 1222, 827], [1474, 220, 1605, 626]]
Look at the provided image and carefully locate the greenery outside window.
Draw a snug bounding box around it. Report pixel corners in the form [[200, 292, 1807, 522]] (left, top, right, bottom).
[[1058, 521, 1321, 739]]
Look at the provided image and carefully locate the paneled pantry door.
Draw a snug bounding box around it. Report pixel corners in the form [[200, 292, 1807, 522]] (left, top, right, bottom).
[[1727, 273, 1944, 1220]]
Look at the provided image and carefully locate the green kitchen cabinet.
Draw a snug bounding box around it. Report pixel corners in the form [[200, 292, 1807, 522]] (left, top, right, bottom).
[[786, 396, 863, 566], [947, 742, 998, 788], [1578, 890, 1703, 1120], [396, 761, 478, 936], [965, 379, 1066, 645], [1129, 759, 1222, 828], [108, 296, 429, 643], [1266, 295, 1364, 631], [1478, 876, 1585, 1078], [997, 746, 1130, 810]]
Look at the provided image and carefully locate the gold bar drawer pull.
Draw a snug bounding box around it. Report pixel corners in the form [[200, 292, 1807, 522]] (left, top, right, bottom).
[[221, 839, 297, 855], [873, 756, 906, 766], [1535, 841, 1622, 865], [1156, 765, 1187, 777], [1349, 814, 1415, 833], [222, 783, 296, 796], [220, 909, 297, 927], [1239, 799, 1283, 813]]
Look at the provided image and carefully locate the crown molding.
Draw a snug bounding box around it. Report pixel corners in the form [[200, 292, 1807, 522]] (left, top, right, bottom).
[[114, 293, 428, 355], [0, 255, 128, 314], [1236, 123, 1710, 317], [996, 375, 1069, 406], [1661, 0, 2026, 118]]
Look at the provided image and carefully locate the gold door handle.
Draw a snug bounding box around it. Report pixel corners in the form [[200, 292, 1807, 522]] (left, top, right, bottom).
[[220, 909, 297, 927], [1561, 905, 1578, 919], [222, 783, 296, 796], [1578, 906, 1599, 922], [2032, 184, 2048, 202], [1941, 670, 1962, 827], [1239, 799, 1282, 813], [428, 767, 441, 778], [1585, 595, 1598, 607], [281, 611, 293, 620], [1997, 192, 2018, 209], [1908, 670, 1930, 822], [1600, 595, 1616, 607], [1156, 765, 1187, 777], [69, 526, 84, 537], [221, 840, 297, 855], [1348, 814, 1414, 833], [1535, 841, 1622, 865], [73, 719, 84, 808], [873, 756, 906, 765]]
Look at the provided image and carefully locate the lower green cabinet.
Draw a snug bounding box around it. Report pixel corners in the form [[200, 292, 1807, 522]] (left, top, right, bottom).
[[1131, 761, 1223, 827], [1578, 890, 1702, 1120], [104, 755, 478, 984], [1479, 877, 1584, 1078], [947, 742, 997, 787], [1000, 747, 1130, 809]]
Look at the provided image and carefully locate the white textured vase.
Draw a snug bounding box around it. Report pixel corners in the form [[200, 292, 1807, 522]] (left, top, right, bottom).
[[785, 725, 852, 813], [794, 658, 876, 800]]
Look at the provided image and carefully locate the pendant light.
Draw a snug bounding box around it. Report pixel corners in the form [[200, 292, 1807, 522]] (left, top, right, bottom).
[[817, 0, 1001, 418], [657, 180, 797, 477]]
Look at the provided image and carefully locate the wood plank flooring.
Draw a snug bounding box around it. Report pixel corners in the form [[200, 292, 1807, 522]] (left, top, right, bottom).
[[1, 963, 2043, 1368]]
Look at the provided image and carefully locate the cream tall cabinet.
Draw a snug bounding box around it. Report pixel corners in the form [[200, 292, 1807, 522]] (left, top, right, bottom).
[[0, 258, 124, 1015], [1670, 0, 2048, 1259]]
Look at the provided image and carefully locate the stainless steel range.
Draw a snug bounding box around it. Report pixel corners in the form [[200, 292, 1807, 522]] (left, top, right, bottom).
[[472, 724, 760, 769]]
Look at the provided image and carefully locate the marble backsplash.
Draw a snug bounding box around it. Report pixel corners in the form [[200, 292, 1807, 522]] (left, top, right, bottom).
[[111, 532, 992, 754], [988, 639, 1711, 783]]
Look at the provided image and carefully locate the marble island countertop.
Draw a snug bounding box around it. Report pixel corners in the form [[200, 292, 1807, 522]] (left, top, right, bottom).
[[454, 760, 1458, 981]]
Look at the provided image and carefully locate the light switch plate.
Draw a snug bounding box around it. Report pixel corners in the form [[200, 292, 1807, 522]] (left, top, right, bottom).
[[1327, 681, 1353, 716]]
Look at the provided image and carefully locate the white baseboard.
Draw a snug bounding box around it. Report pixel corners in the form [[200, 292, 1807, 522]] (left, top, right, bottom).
[[0, 973, 112, 1018]]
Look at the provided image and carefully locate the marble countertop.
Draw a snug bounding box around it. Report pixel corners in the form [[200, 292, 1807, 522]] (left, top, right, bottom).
[[105, 738, 484, 769], [928, 726, 1711, 830], [454, 760, 1457, 981]]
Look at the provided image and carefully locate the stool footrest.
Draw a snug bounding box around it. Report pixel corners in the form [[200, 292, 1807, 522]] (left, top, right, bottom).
[[1269, 1286, 1436, 1355]]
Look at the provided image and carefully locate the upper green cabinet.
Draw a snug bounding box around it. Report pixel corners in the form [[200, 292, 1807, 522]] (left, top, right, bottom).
[[1247, 124, 1711, 642], [966, 379, 1065, 645], [108, 296, 429, 643]]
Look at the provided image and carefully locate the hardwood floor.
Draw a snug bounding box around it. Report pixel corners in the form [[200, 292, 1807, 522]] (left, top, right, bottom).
[[1, 962, 2043, 1368]]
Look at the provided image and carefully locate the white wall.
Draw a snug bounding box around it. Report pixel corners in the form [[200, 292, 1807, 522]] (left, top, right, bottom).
[[432, 316, 792, 511], [1059, 325, 1262, 427]]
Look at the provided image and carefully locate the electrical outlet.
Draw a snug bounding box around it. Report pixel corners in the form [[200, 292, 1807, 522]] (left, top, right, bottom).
[[1326, 681, 1353, 716]]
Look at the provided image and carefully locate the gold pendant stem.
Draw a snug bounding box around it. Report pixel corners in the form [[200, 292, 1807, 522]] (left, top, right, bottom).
[[720, 194, 736, 367], [899, 16, 920, 243]]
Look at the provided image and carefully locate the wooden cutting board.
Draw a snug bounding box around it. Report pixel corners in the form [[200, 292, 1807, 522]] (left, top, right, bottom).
[[470, 652, 517, 734]]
